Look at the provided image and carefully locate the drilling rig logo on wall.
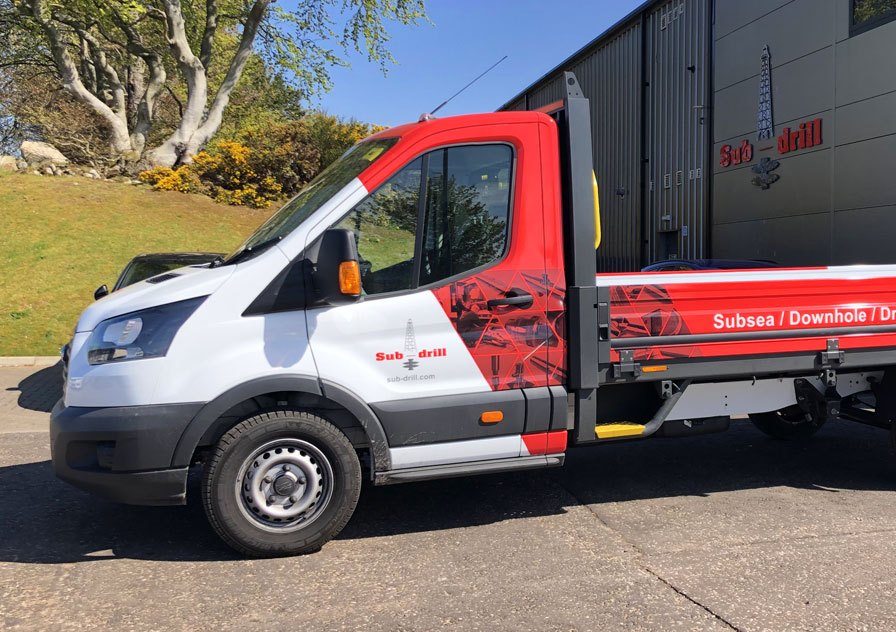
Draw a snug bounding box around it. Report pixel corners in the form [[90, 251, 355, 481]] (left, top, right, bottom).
[[719, 45, 824, 188], [757, 45, 774, 141]]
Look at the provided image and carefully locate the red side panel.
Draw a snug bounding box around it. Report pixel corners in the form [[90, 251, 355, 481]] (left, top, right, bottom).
[[430, 116, 567, 391], [433, 269, 566, 390], [607, 273, 896, 361], [522, 430, 567, 455]]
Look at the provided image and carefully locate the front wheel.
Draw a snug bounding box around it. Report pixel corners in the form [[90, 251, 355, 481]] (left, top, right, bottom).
[[202, 410, 362, 557], [749, 405, 827, 440]]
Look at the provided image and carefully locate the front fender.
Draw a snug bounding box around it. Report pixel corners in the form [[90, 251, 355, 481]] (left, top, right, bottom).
[[170, 375, 392, 472]]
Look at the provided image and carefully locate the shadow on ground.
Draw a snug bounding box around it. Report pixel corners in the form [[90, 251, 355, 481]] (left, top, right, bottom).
[[10, 362, 62, 413], [1, 420, 895, 564]]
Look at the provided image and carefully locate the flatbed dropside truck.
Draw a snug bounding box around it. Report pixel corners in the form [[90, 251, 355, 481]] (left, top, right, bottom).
[[52, 73, 896, 556]]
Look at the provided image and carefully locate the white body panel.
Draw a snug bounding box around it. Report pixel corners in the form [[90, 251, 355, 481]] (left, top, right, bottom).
[[307, 291, 491, 403], [65, 179, 368, 408], [390, 435, 527, 469]]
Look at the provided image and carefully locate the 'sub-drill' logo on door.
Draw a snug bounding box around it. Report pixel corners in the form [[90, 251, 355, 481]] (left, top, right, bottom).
[[374, 319, 447, 371]]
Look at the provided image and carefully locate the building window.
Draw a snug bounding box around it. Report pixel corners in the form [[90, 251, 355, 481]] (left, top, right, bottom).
[[851, 0, 896, 35]]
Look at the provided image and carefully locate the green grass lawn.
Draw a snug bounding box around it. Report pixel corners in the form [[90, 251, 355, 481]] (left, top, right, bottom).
[[0, 172, 273, 356]]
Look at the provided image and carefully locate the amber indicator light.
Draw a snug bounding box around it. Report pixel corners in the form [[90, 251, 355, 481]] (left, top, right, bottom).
[[338, 261, 361, 295], [480, 411, 503, 424]]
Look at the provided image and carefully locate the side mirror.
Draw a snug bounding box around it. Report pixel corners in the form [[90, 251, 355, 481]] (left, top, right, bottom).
[[94, 284, 109, 300], [314, 228, 361, 305]]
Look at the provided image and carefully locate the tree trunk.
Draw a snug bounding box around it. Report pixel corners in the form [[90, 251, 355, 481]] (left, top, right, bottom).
[[144, 0, 209, 167], [146, 0, 270, 166]]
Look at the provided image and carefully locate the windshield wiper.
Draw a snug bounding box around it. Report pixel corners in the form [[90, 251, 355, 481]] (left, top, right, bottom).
[[225, 236, 283, 266]]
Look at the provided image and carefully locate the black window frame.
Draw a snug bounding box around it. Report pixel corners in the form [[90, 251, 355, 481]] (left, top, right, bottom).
[[849, 0, 896, 36], [324, 141, 518, 301]]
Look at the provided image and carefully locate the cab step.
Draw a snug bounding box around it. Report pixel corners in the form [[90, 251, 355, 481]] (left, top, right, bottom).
[[594, 423, 646, 439]]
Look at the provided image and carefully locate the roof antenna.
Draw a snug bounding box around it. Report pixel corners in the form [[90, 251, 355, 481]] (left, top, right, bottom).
[[419, 55, 508, 122]]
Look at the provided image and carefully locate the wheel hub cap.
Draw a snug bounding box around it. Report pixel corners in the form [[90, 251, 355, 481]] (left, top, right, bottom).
[[235, 438, 334, 533], [273, 473, 297, 496]]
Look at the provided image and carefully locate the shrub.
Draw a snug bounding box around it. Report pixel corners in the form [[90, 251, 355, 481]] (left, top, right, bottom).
[[138, 166, 206, 194], [140, 115, 386, 208]]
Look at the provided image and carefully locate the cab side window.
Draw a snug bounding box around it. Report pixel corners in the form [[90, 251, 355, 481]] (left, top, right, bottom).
[[420, 145, 512, 286], [331, 144, 513, 296], [334, 157, 422, 295]]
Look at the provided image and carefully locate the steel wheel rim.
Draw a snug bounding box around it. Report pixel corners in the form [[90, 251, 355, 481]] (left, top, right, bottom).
[[235, 438, 334, 533]]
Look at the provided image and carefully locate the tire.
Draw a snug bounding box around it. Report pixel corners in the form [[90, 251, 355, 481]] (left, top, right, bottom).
[[749, 405, 827, 440], [202, 410, 362, 557]]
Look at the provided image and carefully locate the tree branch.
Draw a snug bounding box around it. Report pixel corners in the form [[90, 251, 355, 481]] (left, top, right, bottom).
[[18, 0, 131, 153], [199, 0, 218, 70], [192, 0, 270, 149], [52, 12, 127, 123], [146, 0, 209, 164], [106, 7, 167, 155]]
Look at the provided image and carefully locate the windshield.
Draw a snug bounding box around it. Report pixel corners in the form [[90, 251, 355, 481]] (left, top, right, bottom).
[[224, 137, 399, 263]]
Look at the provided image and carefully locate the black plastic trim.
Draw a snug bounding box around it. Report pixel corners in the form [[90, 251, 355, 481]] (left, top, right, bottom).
[[548, 385, 569, 431], [370, 389, 526, 447], [242, 258, 310, 316], [171, 375, 393, 473], [374, 454, 564, 485], [50, 400, 201, 505], [522, 387, 552, 433], [171, 375, 321, 467], [318, 379, 393, 471]]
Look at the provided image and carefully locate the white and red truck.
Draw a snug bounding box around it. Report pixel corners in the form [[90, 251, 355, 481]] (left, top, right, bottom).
[[52, 74, 896, 556]]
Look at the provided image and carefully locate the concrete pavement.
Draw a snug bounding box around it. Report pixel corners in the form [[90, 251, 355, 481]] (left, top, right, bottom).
[[2, 364, 896, 631]]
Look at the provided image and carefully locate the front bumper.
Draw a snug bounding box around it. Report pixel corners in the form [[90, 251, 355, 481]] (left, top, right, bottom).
[[50, 399, 203, 506]]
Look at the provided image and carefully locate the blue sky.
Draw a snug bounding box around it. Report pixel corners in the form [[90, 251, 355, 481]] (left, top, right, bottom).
[[293, 0, 643, 127]]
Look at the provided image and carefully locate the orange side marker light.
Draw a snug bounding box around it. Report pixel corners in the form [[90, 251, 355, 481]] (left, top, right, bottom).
[[338, 261, 361, 295]]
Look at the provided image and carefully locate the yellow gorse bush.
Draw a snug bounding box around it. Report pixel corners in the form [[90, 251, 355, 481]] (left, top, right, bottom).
[[139, 116, 387, 209], [139, 142, 281, 208]]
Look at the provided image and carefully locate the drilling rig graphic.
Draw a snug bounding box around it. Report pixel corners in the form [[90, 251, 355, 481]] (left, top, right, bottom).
[[402, 319, 419, 371]]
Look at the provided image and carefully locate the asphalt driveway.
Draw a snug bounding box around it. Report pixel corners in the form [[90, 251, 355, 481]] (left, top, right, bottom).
[[2, 364, 896, 631]]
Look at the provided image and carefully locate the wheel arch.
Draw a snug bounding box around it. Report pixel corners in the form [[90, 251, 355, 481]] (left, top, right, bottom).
[[171, 375, 393, 472]]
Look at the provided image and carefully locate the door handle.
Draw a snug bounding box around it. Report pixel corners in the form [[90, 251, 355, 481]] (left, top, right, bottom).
[[487, 293, 534, 309]]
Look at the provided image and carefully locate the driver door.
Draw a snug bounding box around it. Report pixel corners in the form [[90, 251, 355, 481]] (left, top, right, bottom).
[[307, 134, 564, 456]]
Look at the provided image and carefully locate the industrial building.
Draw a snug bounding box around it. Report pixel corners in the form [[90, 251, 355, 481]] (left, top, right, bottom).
[[502, 0, 896, 271]]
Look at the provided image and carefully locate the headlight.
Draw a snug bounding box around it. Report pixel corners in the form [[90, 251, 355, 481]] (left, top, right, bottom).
[[87, 296, 206, 365]]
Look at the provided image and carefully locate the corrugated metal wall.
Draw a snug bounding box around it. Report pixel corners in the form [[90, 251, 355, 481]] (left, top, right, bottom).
[[520, 24, 643, 272], [644, 0, 710, 261], [502, 0, 712, 271]]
